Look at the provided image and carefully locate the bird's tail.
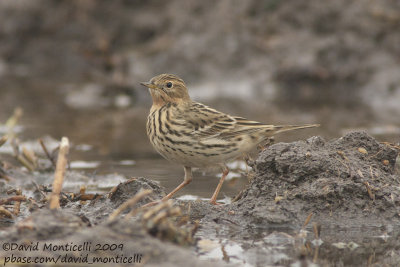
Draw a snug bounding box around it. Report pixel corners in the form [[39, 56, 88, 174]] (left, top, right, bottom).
[[270, 124, 320, 135]]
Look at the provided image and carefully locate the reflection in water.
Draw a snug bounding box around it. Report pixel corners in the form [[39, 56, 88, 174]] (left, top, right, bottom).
[[70, 160, 100, 169], [195, 223, 400, 266]]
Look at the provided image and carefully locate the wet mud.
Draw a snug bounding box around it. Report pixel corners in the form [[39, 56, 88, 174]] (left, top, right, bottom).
[[1, 131, 399, 266], [226, 131, 400, 228]]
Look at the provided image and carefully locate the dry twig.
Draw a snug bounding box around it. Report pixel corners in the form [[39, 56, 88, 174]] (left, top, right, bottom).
[[0, 195, 26, 205], [39, 138, 56, 168], [108, 189, 152, 221], [13, 189, 23, 215], [0, 167, 12, 181], [49, 137, 70, 209], [0, 135, 8, 147], [0, 206, 13, 218]]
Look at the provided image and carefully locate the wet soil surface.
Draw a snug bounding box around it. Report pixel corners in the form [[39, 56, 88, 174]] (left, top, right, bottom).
[[230, 131, 400, 228], [1, 131, 399, 266]]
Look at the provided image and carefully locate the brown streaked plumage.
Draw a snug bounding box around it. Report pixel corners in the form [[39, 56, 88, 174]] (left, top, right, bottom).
[[141, 74, 319, 205]]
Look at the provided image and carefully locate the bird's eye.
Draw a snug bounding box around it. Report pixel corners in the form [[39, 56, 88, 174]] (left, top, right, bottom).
[[166, 82, 173, 88]]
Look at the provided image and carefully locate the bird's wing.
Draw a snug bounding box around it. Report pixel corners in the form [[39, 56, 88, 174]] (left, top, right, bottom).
[[175, 102, 236, 139], [176, 102, 268, 140], [218, 116, 276, 139]]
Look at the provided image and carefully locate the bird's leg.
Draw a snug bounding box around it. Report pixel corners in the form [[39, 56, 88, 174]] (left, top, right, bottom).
[[209, 165, 229, 205], [161, 166, 192, 201], [142, 166, 192, 208]]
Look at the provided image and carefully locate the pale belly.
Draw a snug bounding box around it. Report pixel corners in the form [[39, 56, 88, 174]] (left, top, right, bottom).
[[149, 136, 242, 168]]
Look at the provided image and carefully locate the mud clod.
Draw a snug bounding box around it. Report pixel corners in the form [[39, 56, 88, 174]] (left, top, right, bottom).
[[230, 131, 399, 227], [109, 177, 166, 207]]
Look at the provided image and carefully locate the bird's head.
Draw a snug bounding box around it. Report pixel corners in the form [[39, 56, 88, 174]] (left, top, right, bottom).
[[141, 74, 190, 106]]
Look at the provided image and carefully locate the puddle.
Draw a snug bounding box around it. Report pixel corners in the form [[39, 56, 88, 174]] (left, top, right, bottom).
[[70, 160, 101, 169], [88, 156, 249, 199], [194, 223, 400, 266]]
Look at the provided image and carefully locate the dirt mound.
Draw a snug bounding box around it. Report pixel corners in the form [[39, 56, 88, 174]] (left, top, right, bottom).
[[109, 177, 166, 206], [0, 209, 227, 267], [227, 131, 399, 228], [0, 177, 223, 266]]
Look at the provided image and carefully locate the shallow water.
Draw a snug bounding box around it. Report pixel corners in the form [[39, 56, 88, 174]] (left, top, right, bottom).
[[195, 224, 400, 266], [91, 157, 249, 201]]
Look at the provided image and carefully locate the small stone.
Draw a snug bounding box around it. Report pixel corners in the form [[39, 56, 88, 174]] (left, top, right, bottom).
[[358, 147, 368, 154]]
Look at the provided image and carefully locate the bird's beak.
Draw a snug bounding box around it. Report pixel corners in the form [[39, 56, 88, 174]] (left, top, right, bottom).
[[140, 81, 157, 89]]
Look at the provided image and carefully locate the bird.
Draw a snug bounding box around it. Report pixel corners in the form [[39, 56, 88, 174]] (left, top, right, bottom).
[[141, 74, 318, 205]]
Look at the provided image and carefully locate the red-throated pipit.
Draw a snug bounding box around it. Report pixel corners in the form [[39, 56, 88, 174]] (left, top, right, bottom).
[[141, 74, 318, 205]]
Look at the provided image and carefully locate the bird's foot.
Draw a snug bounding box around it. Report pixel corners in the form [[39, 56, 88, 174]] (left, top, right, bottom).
[[209, 200, 224, 205]]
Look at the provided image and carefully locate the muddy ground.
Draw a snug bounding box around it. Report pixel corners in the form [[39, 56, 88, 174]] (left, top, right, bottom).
[[1, 131, 399, 266]]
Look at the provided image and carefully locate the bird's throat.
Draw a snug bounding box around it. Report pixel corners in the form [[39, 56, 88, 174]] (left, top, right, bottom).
[[149, 88, 168, 107]]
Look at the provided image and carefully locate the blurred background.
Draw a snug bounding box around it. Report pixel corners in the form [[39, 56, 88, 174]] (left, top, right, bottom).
[[0, 0, 399, 195]]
